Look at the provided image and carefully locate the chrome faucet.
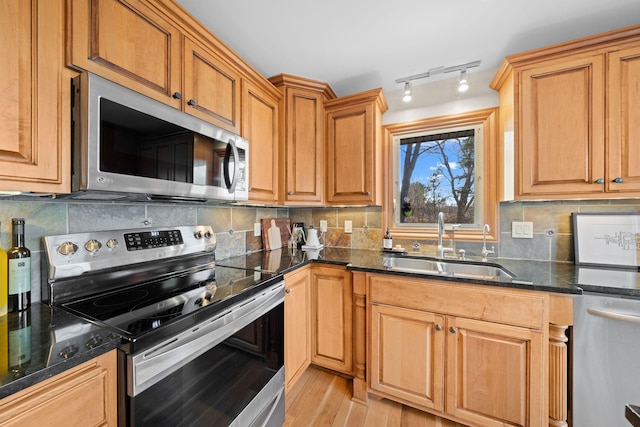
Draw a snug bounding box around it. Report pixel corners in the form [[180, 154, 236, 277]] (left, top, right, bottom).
[[482, 224, 495, 262], [436, 212, 454, 258]]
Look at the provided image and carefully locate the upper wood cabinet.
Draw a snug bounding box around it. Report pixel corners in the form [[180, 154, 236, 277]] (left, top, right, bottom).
[[325, 88, 388, 205], [68, 0, 182, 109], [242, 78, 281, 204], [491, 24, 640, 200], [268, 74, 336, 205], [68, 0, 243, 133], [0, 0, 71, 193]]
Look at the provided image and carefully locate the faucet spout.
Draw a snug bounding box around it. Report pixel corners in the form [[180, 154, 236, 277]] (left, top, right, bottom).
[[436, 212, 454, 258], [482, 224, 494, 261]]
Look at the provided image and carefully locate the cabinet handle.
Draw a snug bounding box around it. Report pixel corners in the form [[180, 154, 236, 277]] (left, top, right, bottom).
[[187, 99, 197, 107], [595, 178, 605, 184], [172, 92, 182, 99], [613, 177, 623, 183], [285, 288, 291, 294], [435, 324, 442, 331], [449, 326, 457, 334]]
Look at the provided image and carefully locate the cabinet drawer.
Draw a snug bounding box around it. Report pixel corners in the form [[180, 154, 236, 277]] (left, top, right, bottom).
[[368, 274, 548, 330]]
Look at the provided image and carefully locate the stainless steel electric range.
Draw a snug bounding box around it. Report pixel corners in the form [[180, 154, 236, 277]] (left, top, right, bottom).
[[42, 225, 285, 427]]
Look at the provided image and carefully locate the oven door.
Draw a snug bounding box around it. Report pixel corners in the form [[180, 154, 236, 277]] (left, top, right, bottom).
[[122, 282, 285, 427]]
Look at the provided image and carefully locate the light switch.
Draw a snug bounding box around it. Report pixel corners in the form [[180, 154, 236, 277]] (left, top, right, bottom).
[[320, 220, 328, 232], [511, 221, 533, 239], [254, 223, 261, 237], [344, 220, 352, 233]]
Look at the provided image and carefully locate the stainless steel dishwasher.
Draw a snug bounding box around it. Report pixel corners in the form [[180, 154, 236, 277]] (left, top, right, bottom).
[[573, 292, 640, 427]]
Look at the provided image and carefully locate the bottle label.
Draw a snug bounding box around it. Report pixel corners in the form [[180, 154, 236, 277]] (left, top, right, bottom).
[[383, 238, 393, 249], [8, 258, 31, 294]]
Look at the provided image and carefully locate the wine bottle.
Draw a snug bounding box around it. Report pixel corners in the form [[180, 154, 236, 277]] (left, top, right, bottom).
[[383, 227, 393, 250], [8, 218, 30, 312], [0, 221, 7, 316], [8, 310, 30, 376]]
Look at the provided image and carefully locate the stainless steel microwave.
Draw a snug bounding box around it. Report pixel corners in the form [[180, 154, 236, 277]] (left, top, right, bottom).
[[71, 72, 248, 202]]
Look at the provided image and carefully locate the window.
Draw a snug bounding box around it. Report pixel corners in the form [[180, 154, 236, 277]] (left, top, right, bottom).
[[384, 108, 499, 242]]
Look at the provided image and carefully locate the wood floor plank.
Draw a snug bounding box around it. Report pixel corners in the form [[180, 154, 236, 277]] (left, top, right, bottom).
[[285, 367, 467, 427]]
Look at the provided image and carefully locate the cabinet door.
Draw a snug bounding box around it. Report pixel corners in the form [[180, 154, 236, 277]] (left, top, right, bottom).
[[0, 350, 117, 426], [282, 88, 325, 204], [310, 266, 352, 374], [445, 316, 545, 427], [0, 0, 70, 193], [242, 79, 279, 204], [183, 38, 241, 133], [607, 44, 640, 193], [325, 102, 377, 205], [369, 304, 445, 411], [518, 54, 605, 198], [68, 0, 182, 109], [283, 267, 311, 394]]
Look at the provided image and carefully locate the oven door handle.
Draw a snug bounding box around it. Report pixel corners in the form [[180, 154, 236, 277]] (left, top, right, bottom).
[[128, 281, 284, 396], [587, 307, 640, 324]]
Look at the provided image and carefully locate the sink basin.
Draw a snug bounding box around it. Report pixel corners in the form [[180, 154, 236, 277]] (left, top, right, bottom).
[[382, 256, 515, 281]]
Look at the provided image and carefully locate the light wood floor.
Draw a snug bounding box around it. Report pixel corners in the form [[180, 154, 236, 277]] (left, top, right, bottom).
[[284, 367, 466, 427]]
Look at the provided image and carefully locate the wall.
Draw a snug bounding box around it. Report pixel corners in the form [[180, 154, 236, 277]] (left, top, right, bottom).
[[0, 198, 286, 302]]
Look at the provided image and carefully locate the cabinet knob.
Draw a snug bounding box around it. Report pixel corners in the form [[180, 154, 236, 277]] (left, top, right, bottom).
[[613, 177, 623, 183], [288, 191, 294, 195], [449, 326, 457, 334], [285, 288, 291, 294], [172, 92, 182, 99], [187, 99, 197, 107], [595, 178, 605, 184], [435, 324, 442, 331], [365, 191, 371, 196]]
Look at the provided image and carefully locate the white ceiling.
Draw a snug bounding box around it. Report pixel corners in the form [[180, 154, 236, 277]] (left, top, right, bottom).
[[175, 0, 640, 100]]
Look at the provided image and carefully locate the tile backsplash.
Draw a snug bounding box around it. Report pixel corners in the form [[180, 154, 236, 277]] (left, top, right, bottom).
[[1, 197, 638, 302]]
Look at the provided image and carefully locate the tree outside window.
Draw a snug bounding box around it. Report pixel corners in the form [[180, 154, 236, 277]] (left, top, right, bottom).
[[399, 129, 477, 226]]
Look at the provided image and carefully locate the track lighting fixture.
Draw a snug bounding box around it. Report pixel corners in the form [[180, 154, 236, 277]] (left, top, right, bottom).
[[402, 81, 412, 102], [458, 69, 469, 92], [395, 60, 481, 101]]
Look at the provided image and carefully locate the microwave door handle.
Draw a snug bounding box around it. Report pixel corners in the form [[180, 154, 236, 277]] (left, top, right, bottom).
[[223, 138, 240, 194]]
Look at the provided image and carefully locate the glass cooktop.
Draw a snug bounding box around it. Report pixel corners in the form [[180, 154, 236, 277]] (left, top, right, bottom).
[[62, 265, 277, 342]]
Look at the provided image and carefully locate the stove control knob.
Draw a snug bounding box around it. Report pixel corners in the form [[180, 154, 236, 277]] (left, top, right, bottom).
[[85, 335, 104, 349], [106, 238, 119, 250], [58, 344, 79, 359], [84, 239, 102, 254], [204, 230, 212, 239], [57, 241, 78, 256], [194, 231, 203, 239]]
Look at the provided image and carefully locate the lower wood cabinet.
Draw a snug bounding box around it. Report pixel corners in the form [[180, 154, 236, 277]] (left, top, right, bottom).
[[0, 350, 117, 426], [366, 273, 559, 427], [283, 266, 311, 393], [310, 265, 353, 375]]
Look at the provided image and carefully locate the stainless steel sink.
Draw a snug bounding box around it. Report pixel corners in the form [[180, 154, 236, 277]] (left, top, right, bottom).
[[382, 256, 515, 281]]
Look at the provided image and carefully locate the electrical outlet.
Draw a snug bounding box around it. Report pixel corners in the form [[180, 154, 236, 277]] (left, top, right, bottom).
[[511, 221, 533, 238], [254, 222, 261, 237], [344, 220, 352, 233], [320, 220, 327, 232]]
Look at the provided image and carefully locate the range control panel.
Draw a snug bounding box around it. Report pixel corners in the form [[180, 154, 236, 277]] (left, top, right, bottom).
[[43, 225, 216, 281], [125, 229, 184, 250]]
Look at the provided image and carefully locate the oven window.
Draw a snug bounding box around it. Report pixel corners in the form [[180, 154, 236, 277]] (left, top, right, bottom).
[[130, 302, 284, 426]]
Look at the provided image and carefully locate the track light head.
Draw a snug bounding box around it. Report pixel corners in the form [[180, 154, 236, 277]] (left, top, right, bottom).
[[402, 81, 412, 102], [458, 69, 469, 92]]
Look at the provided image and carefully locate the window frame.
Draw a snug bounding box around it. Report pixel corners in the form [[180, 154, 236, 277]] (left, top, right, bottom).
[[383, 108, 500, 242]]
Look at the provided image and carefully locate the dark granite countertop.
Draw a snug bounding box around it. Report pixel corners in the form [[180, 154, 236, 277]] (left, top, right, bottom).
[[218, 247, 640, 298], [4, 246, 638, 403], [0, 302, 121, 399]]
